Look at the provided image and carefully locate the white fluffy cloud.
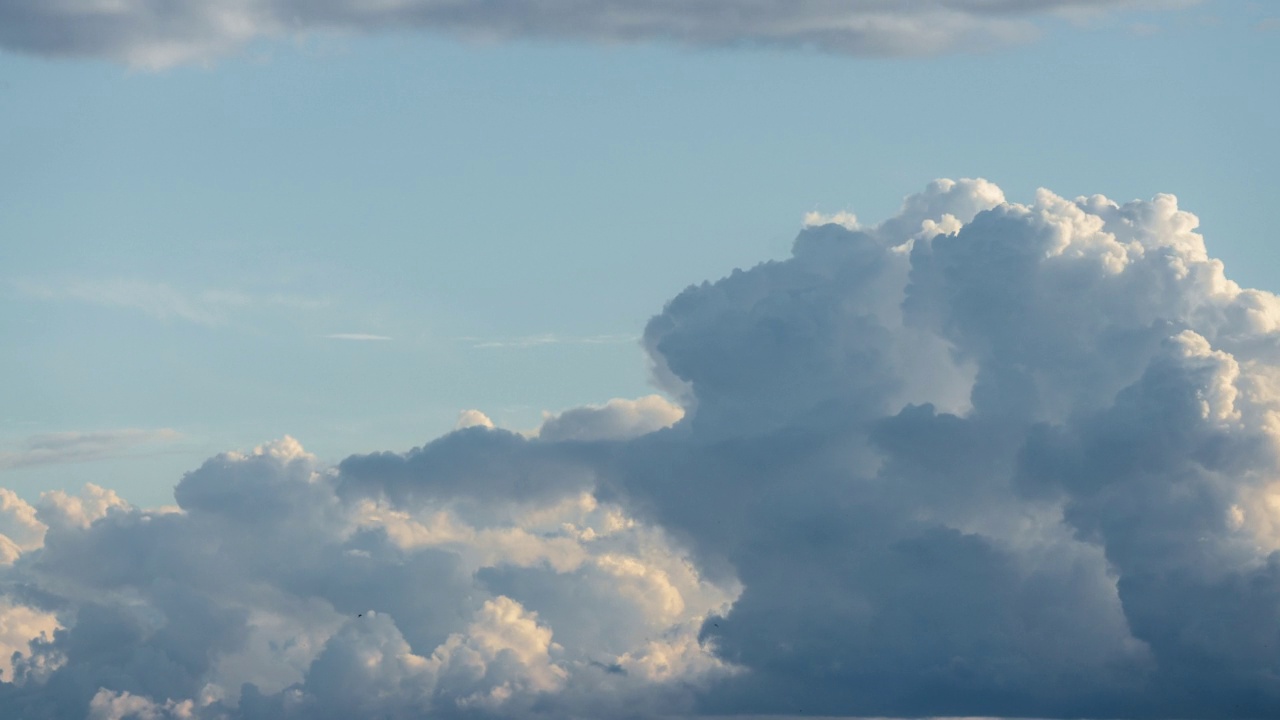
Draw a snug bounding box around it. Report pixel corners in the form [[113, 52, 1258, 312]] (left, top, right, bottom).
[[536, 395, 684, 442], [0, 1, 1193, 68], [8, 177, 1280, 718], [455, 409, 495, 430], [0, 435, 736, 718]]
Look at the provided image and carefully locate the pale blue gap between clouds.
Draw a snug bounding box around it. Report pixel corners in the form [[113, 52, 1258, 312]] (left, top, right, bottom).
[[0, 0, 1275, 509]]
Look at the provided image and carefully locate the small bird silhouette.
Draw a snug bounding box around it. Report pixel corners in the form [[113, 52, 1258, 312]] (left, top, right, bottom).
[[357, 613, 363, 618]]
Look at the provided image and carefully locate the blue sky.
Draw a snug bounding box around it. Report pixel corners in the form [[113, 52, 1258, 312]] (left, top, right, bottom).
[[2, 3, 1280, 718], [4, 1, 1276, 506]]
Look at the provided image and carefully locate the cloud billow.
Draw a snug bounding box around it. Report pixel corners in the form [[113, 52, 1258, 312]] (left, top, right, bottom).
[[5, 177, 1280, 718], [0, 1, 1187, 68]]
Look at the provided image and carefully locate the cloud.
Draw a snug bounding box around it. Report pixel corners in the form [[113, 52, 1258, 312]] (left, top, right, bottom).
[[13, 278, 328, 327], [0, 600, 58, 685], [322, 333, 391, 341], [469, 333, 637, 349], [802, 210, 860, 231], [455, 409, 495, 430], [0, 429, 182, 471], [8, 177, 1280, 718], [0, 490, 45, 558], [0, 437, 737, 718], [0, 0, 1195, 68], [536, 395, 683, 442], [14, 279, 239, 326]]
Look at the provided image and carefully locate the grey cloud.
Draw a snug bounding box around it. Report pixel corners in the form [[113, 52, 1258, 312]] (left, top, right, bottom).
[[335, 427, 598, 507], [0, 1, 1193, 67], [0, 429, 181, 471], [8, 177, 1280, 718], [622, 179, 1280, 717]]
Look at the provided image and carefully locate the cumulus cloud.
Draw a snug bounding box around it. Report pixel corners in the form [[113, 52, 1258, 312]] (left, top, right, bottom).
[[536, 395, 684, 442], [8, 177, 1280, 718], [455, 409, 495, 430], [0, 0, 1194, 68], [0, 437, 736, 719], [0, 489, 45, 556], [0, 601, 58, 684]]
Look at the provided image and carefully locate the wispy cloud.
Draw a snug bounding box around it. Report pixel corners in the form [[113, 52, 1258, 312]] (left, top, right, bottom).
[[469, 333, 637, 350], [13, 277, 329, 326], [802, 210, 860, 230], [324, 333, 392, 342], [0, 428, 182, 471]]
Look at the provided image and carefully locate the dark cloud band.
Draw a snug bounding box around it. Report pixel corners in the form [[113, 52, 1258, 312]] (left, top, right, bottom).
[[0, 0, 1188, 67]]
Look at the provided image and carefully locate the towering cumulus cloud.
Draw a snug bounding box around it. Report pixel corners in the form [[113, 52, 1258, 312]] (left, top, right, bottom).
[[0, 1, 1186, 68], [5, 178, 1280, 718]]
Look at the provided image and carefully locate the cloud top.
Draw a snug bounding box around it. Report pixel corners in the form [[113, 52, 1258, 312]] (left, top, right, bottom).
[[0, 0, 1191, 68]]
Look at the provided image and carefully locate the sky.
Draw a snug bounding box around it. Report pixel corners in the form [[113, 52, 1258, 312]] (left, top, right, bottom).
[[1, 1, 1279, 718]]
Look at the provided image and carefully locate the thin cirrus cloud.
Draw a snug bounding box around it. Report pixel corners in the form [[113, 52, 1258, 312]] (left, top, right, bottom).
[[469, 333, 638, 349], [8, 178, 1280, 718], [0, 429, 182, 471], [0, 0, 1196, 68], [13, 278, 330, 326], [322, 333, 392, 341]]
